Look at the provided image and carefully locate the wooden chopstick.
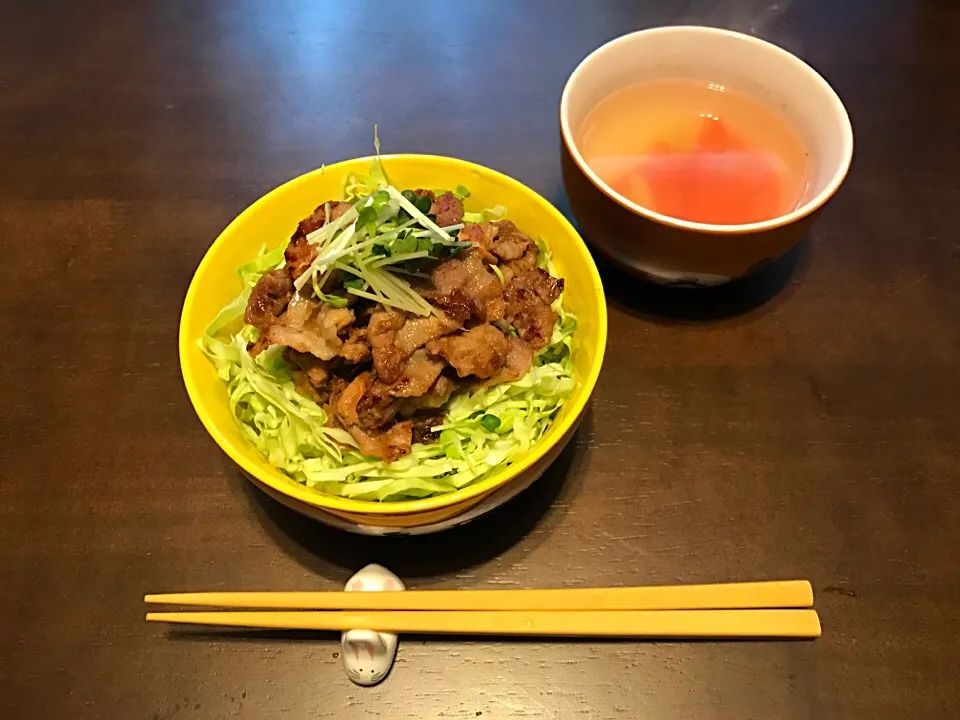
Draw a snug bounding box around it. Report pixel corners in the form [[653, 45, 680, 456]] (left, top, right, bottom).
[[144, 580, 812, 612], [145, 608, 821, 638]]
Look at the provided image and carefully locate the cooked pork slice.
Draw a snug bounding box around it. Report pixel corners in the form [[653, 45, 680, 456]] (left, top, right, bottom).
[[367, 308, 407, 383], [356, 379, 401, 429], [457, 222, 497, 264], [499, 242, 540, 284], [367, 309, 459, 382], [325, 375, 349, 412], [500, 336, 535, 381], [414, 189, 464, 229], [296, 200, 352, 237], [488, 220, 533, 261], [292, 372, 323, 402], [285, 200, 353, 280], [266, 297, 354, 360], [303, 358, 330, 388], [411, 410, 445, 444], [246, 335, 271, 358], [367, 308, 406, 337], [459, 220, 536, 265], [349, 421, 412, 462], [426, 287, 474, 324], [284, 235, 317, 282], [285, 348, 335, 404], [522, 267, 565, 304], [285, 349, 333, 387], [459, 222, 498, 254], [245, 269, 294, 331], [485, 295, 506, 323], [316, 304, 355, 344], [432, 192, 465, 228], [424, 373, 456, 407], [334, 372, 371, 428], [331, 372, 412, 460], [339, 326, 371, 364], [399, 374, 457, 415], [394, 313, 460, 355], [427, 251, 504, 322], [388, 350, 446, 398], [426, 324, 508, 379], [503, 276, 556, 350]]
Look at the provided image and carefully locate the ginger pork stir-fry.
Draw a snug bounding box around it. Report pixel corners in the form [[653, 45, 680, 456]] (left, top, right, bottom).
[[242, 188, 564, 461]]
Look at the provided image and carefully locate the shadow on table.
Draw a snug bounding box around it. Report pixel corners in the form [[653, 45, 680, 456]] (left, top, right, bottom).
[[593, 239, 809, 325], [551, 187, 810, 324], [233, 409, 593, 581], [165, 627, 813, 645]]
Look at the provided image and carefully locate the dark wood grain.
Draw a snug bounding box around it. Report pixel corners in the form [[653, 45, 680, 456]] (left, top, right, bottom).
[[2, 1, 959, 717]]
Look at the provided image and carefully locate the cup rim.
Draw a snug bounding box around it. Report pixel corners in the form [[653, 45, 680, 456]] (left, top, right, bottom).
[[559, 25, 855, 235]]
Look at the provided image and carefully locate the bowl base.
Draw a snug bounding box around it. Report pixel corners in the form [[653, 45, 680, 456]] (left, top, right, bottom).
[[594, 242, 734, 287]]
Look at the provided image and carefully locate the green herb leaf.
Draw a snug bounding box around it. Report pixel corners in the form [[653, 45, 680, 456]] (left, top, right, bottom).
[[413, 194, 433, 215], [448, 242, 473, 257], [318, 292, 349, 308], [393, 233, 418, 256], [372, 190, 391, 211], [357, 205, 378, 236]]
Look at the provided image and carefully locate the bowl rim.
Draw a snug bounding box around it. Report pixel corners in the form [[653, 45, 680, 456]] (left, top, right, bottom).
[[179, 153, 607, 516], [559, 25, 855, 235]]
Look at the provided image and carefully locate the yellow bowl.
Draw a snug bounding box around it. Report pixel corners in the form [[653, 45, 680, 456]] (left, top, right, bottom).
[[180, 154, 607, 534]]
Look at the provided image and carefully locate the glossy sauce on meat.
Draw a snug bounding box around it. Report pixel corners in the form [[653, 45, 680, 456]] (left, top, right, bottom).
[[243, 195, 565, 461]]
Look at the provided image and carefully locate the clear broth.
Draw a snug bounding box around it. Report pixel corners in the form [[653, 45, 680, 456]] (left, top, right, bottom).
[[577, 78, 810, 225]]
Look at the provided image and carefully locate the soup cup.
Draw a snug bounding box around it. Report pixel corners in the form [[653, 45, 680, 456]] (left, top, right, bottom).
[[560, 26, 853, 285]]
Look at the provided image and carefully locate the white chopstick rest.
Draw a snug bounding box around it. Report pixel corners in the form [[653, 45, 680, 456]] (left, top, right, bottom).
[[341, 564, 404, 686]]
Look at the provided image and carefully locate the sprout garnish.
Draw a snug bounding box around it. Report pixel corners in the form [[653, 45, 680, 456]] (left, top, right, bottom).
[[291, 178, 478, 315]]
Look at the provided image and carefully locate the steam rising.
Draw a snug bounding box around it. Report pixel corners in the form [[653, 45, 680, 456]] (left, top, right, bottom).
[[678, 0, 794, 38]]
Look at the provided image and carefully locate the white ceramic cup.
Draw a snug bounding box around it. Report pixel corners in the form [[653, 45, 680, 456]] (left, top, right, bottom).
[[560, 26, 854, 285]]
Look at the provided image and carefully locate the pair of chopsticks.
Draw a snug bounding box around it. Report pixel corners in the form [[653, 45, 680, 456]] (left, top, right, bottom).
[[145, 579, 820, 639]]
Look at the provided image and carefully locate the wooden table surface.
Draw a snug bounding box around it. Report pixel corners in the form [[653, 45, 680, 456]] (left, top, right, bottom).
[[3, 1, 958, 718]]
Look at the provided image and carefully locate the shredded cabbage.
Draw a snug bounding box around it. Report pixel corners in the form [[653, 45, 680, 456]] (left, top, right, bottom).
[[199, 155, 576, 502], [462, 204, 507, 224]]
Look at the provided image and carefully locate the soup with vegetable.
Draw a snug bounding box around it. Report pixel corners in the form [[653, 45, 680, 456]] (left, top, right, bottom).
[[577, 78, 810, 225]]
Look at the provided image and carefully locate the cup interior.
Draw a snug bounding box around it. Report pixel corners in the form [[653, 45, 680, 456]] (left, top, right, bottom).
[[561, 26, 854, 231]]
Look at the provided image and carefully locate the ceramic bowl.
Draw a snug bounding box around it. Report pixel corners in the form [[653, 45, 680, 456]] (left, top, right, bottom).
[[561, 26, 854, 286], [180, 154, 606, 534]]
